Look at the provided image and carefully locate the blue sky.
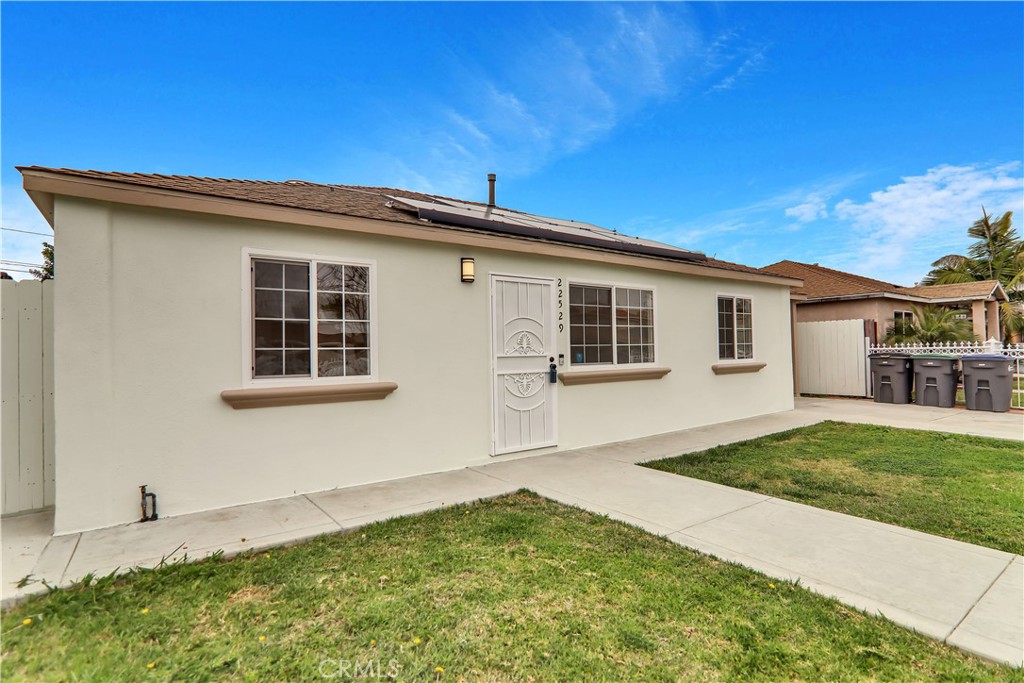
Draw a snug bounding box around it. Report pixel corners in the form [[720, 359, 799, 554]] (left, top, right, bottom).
[[2, 2, 1022, 284]]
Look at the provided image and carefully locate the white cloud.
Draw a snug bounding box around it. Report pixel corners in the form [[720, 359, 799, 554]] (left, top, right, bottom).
[[829, 162, 1024, 283], [619, 163, 1023, 283], [627, 173, 862, 253], [623, 214, 747, 253], [707, 46, 767, 94], [784, 194, 829, 223], [355, 5, 746, 200]]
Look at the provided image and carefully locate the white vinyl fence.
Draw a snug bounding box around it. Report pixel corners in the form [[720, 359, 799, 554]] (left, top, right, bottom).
[[868, 340, 1024, 408], [796, 319, 870, 397], [0, 279, 55, 515]]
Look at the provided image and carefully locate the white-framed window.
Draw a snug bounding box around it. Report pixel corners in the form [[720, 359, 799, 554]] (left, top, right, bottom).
[[718, 295, 753, 360], [569, 283, 655, 365], [248, 252, 375, 382], [893, 310, 913, 323]]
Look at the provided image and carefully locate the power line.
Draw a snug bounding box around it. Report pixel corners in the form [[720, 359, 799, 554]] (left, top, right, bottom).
[[1, 259, 45, 268], [1, 227, 53, 237]]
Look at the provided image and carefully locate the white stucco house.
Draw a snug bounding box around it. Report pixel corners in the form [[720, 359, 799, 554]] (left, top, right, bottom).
[[19, 166, 800, 534]]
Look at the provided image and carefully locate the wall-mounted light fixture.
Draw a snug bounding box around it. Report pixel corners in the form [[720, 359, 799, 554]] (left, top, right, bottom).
[[461, 257, 475, 283]]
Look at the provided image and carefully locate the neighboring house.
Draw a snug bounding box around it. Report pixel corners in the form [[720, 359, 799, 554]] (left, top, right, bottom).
[[19, 166, 800, 534], [762, 260, 1007, 343]]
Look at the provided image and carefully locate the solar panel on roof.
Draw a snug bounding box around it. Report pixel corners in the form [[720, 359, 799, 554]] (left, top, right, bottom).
[[386, 195, 706, 263]]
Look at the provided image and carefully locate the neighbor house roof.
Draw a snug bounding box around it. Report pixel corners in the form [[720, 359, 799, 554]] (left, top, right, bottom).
[[760, 260, 901, 298], [899, 280, 1007, 301], [18, 166, 797, 286], [762, 260, 1007, 303]]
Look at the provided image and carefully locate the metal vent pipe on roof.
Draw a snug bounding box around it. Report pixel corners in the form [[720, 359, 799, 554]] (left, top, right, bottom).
[[487, 173, 496, 207]]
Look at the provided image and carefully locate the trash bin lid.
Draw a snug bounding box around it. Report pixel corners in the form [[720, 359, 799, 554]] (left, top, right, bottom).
[[961, 354, 1008, 361], [869, 352, 911, 358], [913, 354, 958, 360]]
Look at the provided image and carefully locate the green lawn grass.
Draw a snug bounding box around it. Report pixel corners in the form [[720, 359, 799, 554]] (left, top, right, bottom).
[[2, 492, 1015, 682], [645, 421, 1024, 554]]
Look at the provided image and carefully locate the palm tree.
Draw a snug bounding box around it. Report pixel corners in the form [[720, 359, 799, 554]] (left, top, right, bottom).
[[884, 305, 975, 344], [923, 209, 1023, 341]]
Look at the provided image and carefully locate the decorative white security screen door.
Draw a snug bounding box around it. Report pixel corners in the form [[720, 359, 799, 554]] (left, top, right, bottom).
[[491, 275, 557, 455]]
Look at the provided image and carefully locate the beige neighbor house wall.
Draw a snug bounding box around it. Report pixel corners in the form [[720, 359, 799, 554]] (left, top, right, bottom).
[[796, 300, 916, 343], [52, 196, 794, 534], [798, 298, 999, 343]]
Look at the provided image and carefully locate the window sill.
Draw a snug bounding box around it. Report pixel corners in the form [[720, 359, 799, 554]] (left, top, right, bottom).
[[711, 362, 766, 375], [221, 381, 398, 409], [558, 366, 671, 386]]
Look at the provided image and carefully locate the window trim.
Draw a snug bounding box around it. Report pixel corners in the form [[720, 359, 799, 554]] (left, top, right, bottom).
[[241, 247, 379, 387], [566, 279, 659, 369], [893, 309, 913, 322], [716, 292, 755, 362]]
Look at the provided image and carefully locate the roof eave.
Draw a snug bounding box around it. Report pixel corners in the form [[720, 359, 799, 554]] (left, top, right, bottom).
[[800, 289, 1005, 305], [800, 291, 923, 304], [18, 167, 799, 287]]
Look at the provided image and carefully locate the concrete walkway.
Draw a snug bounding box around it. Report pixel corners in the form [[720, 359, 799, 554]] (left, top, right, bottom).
[[3, 398, 1022, 667]]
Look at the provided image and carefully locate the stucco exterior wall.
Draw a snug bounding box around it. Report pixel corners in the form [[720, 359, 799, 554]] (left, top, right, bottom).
[[53, 196, 794, 533]]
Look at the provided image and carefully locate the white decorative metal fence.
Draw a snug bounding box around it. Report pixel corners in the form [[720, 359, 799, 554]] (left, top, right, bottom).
[[868, 340, 1024, 408]]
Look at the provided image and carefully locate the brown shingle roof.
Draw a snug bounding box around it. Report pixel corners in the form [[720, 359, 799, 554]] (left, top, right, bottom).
[[19, 166, 774, 278], [761, 260, 901, 297], [762, 260, 1006, 302], [902, 280, 1005, 300], [21, 167, 440, 226]]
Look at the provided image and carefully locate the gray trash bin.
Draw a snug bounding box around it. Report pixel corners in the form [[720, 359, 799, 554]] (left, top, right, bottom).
[[912, 354, 959, 408], [961, 354, 1014, 412], [870, 353, 913, 404]]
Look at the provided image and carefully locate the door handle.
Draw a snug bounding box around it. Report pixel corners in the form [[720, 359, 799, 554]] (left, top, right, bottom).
[[549, 363, 558, 383]]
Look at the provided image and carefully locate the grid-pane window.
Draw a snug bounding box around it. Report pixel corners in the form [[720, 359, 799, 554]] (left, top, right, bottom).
[[718, 296, 753, 360], [315, 263, 370, 377], [735, 298, 753, 359], [254, 260, 311, 377], [717, 297, 735, 359], [615, 288, 655, 364], [252, 257, 371, 379], [569, 285, 612, 364], [570, 284, 654, 365]]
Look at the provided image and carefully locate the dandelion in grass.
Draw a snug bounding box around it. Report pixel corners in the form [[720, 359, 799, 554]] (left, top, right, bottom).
[[141, 608, 150, 614], [259, 636, 266, 642], [412, 637, 422, 645], [435, 666, 445, 672], [21, 618, 32, 626], [147, 662, 156, 670]]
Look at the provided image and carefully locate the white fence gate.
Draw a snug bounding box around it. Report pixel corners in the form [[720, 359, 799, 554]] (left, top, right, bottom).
[[0, 279, 55, 516], [796, 319, 870, 397]]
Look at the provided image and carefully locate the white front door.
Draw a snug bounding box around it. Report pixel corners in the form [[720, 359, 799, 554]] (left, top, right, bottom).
[[491, 275, 557, 455]]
